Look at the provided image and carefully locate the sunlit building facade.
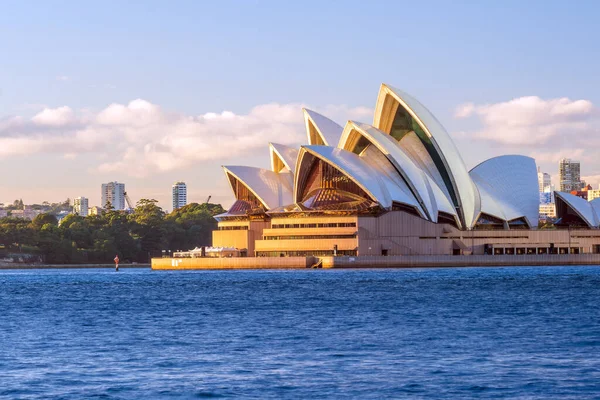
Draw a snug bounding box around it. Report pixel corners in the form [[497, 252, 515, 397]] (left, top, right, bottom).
[[587, 189, 600, 202]]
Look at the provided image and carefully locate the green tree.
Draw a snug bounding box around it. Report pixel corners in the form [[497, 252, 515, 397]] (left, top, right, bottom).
[[101, 208, 140, 262], [0, 217, 36, 250], [60, 215, 93, 249], [36, 223, 73, 263], [130, 199, 166, 260], [0, 198, 225, 264], [31, 213, 58, 229], [165, 202, 225, 251]]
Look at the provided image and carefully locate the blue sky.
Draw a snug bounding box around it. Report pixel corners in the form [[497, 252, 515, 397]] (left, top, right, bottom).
[[1, 0, 599, 209]]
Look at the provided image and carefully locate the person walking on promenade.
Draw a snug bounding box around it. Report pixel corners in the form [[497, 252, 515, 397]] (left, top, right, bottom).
[[114, 255, 119, 271]]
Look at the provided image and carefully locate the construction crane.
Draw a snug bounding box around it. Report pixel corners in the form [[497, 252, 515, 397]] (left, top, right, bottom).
[[205, 195, 212, 204], [124, 191, 134, 212]]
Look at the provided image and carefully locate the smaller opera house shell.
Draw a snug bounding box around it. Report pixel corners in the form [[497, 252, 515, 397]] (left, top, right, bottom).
[[212, 84, 600, 257]]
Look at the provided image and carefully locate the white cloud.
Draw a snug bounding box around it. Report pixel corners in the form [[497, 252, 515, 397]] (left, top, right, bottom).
[[454, 96, 598, 146], [56, 75, 70, 81], [528, 149, 587, 164], [0, 137, 46, 157], [32, 106, 76, 127], [0, 100, 371, 178], [454, 102, 475, 118], [582, 175, 600, 189]]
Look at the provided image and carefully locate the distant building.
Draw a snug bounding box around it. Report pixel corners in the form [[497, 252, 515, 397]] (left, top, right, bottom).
[[559, 158, 581, 192], [0, 209, 7, 218], [89, 206, 104, 216], [101, 181, 126, 210], [570, 184, 592, 200], [172, 182, 187, 210], [56, 210, 72, 225], [73, 197, 89, 217], [11, 206, 41, 220], [588, 189, 600, 202], [539, 192, 554, 204], [571, 191, 588, 200], [539, 203, 556, 219], [537, 167, 551, 192]]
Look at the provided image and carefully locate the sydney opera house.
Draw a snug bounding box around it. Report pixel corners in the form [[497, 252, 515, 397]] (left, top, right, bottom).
[[212, 84, 600, 257]]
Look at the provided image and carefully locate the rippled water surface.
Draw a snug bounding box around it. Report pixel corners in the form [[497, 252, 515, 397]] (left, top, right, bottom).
[[1, 267, 600, 399]]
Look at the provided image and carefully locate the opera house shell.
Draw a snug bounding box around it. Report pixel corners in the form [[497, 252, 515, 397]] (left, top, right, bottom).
[[212, 84, 600, 257]]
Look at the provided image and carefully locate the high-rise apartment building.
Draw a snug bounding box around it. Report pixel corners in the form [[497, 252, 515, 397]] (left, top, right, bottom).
[[172, 182, 187, 210], [559, 158, 581, 192], [101, 181, 126, 210], [73, 197, 89, 217], [537, 167, 551, 193]]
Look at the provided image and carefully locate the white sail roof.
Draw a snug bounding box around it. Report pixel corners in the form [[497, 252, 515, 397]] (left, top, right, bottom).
[[223, 166, 293, 210], [555, 191, 599, 228], [470, 155, 539, 228], [338, 120, 460, 223], [269, 143, 299, 174], [590, 198, 600, 219], [374, 84, 479, 228], [425, 177, 460, 221], [473, 180, 510, 222], [397, 131, 452, 201], [358, 144, 425, 216], [295, 145, 402, 209], [303, 109, 343, 146]]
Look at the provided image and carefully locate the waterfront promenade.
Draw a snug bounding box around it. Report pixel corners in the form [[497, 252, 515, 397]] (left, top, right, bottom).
[[0, 263, 150, 270], [151, 254, 600, 270]]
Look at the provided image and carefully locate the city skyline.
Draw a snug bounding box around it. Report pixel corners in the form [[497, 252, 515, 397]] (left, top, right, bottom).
[[2, 156, 598, 214], [1, 1, 600, 211]]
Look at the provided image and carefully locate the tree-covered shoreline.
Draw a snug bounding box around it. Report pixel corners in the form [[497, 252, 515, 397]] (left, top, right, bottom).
[[0, 200, 224, 264]]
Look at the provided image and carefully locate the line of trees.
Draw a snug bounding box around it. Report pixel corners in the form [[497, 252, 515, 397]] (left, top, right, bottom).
[[1, 198, 72, 213], [0, 200, 225, 264]]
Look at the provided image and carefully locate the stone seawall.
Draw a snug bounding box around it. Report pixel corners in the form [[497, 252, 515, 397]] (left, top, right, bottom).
[[152, 254, 600, 270], [320, 254, 600, 268]]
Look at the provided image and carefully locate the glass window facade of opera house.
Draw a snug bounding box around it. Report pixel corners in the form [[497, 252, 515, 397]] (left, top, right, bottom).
[[211, 84, 600, 257]]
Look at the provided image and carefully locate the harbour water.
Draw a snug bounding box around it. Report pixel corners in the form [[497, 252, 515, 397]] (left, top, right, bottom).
[[1, 266, 600, 398]]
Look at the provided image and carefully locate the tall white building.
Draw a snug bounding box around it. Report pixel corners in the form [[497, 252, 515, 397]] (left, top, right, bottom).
[[537, 167, 551, 193], [101, 182, 126, 210], [172, 182, 187, 210], [559, 158, 581, 192], [73, 197, 89, 217]]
